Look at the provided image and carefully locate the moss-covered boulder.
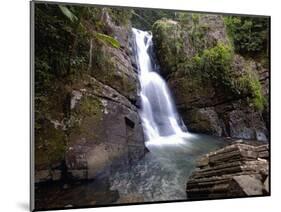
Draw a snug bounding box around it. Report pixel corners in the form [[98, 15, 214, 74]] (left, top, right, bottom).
[[152, 19, 183, 77], [90, 45, 138, 102], [152, 15, 269, 141]]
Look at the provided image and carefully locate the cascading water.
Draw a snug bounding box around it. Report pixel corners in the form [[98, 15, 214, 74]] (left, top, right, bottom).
[[133, 28, 191, 145]]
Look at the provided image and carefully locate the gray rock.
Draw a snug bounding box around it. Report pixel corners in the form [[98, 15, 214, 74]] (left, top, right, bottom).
[[188, 107, 223, 136], [232, 175, 264, 195], [35, 170, 51, 183], [71, 90, 83, 110], [51, 170, 62, 181], [263, 176, 269, 194], [65, 66, 145, 180], [256, 130, 267, 142], [186, 142, 269, 199], [68, 170, 88, 180]]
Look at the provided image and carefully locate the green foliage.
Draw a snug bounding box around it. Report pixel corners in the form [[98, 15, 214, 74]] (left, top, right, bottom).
[[152, 16, 267, 112], [175, 54, 201, 77], [200, 43, 265, 110], [58, 5, 121, 49], [34, 3, 130, 152], [196, 44, 265, 110], [200, 43, 234, 89], [190, 18, 209, 52], [35, 119, 67, 166], [152, 19, 183, 75], [176, 13, 209, 53], [35, 4, 122, 94], [35, 4, 90, 87], [58, 5, 78, 22], [224, 16, 269, 56], [237, 67, 266, 111], [95, 32, 120, 48], [131, 8, 175, 30], [79, 96, 102, 117], [108, 8, 132, 26], [191, 14, 200, 26], [176, 12, 192, 27]]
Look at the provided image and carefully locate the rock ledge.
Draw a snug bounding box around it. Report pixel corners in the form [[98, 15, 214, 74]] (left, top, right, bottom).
[[186, 141, 269, 199]]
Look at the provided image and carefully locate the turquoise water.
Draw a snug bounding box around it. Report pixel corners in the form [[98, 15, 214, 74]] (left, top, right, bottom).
[[110, 133, 228, 202]]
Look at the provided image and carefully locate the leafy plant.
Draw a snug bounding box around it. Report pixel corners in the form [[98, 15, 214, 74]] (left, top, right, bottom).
[[58, 5, 121, 49], [237, 67, 265, 111], [200, 43, 234, 89], [224, 16, 269, 56]]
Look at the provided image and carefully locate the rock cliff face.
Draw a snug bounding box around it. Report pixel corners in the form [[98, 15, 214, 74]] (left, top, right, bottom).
[[152, 15, 269, 141], [35, 10, 145, 183]]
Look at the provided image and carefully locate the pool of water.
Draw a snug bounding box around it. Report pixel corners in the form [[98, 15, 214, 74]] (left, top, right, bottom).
[[109, 133, 228, 203], [35, 134, 228, 209]]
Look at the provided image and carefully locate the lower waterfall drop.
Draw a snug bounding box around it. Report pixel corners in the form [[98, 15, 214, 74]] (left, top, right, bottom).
[[132, 28, 192, 146]]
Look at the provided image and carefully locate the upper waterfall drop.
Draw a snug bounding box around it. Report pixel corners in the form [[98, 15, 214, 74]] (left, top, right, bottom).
[[132, 28, 191, 145]]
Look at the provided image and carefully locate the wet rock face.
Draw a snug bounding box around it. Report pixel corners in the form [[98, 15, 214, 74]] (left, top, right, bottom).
[[187, 107, 223, 136], [186, 142, 269, 199], [34, 11, 145, 183], [152, 15, 269, 141], [66, 77, 145, 180], [64, 14, 146, 180], [63, 10, 146, 180], [226, 107, 267, 141], [181, 99, 268, 141]]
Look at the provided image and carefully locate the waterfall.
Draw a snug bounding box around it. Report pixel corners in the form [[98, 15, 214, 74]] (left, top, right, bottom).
[[133, 28, 191, 145]]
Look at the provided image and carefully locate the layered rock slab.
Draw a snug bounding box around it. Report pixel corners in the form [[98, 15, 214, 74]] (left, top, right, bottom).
[[186, 142, 269, 199]]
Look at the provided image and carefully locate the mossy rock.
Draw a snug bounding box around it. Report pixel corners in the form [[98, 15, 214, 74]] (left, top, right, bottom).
[[234, 62, 266, 111], [90, 45, 138, 101], [35, 119, 66, 170], [152, 19, 183, 77], [69, 95, 104, 144]]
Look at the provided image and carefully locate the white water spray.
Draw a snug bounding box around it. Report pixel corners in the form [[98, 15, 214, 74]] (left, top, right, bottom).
[[133, 28, 192, 145]]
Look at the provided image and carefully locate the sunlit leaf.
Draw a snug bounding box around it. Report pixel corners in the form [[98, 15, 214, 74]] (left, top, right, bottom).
[[58, 5, 78, 23], [95, 32, 120, 48]]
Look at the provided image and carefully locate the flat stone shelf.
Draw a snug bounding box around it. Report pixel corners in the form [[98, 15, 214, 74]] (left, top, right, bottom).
[[186, 141, 269, 199]]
